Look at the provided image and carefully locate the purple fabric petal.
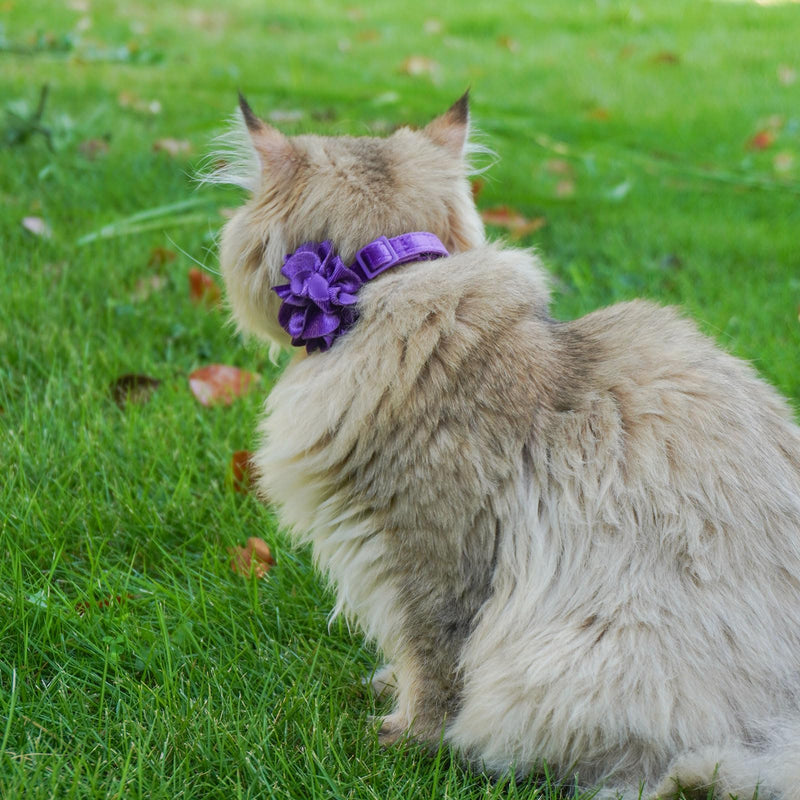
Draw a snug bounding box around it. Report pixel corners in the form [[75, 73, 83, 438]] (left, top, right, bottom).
[[306, 273, 331, 304]]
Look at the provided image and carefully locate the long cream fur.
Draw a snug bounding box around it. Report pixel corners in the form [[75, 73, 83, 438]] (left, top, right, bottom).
[[212, 95, 800, 799]]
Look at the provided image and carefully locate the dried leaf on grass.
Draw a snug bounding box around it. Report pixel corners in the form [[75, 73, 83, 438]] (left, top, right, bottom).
[[148, 246, 177, 268], [188, 364, 259, 407], [110, 374, 161, 407], [230, 450, 255, 494], [480, 206, 547, 238], [153, 138, 192, 157], [400, 55, 439, 77], [188, 267, 222, 306], [76, 594, 134, 616], [133, 274, 168, 301], [78, 138, 109, 159], [748, 130, 776, 151], [22, 216, 52, 238], [229, 537, 275, 579]]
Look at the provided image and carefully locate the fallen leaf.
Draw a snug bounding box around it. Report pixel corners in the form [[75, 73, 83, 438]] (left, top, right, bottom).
[[147, 246, 176, 268], [497, 35, 519, 52], [188, 364, 259, 407], [78, 137, 109, 159], [587, 107, 610, 121], [110, 374, 161, 408], [778, 65, 797, 86], [400, 55, 439, 77], [773, 151, 795, 174], [480, 206, 547, 239], [118, 91, 161, 114], [228, 537, 275, 579], [133, 274, 167, 301], [471, 179, 485, 201], [544, 158, 574, 176], [22, 216, 52, 238], [188, 267, 222, 307], [747, 130, 775, 151], [555, 179, 576, 198], [230, 450, 255, 494], [651, 51, 680, 65], [356, 28, 381, 42], [153, 138, 192, 157], [76, 594, 134, 617]]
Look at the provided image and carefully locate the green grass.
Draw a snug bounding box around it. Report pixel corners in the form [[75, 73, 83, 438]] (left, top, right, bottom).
[[1, 0, 799, 798]]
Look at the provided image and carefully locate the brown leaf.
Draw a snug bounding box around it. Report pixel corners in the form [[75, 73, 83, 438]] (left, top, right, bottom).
[[555, 179, 576, 198], [356, 29, 381, 42], [400, 55, 439, 77], [78, 138, 109, 159], [230, 450, 255, 494], [188, 268, 222, 307], [651, 51, 680, 65], [152, 138, 192, 157], [587, 107, 611, 121], [76, 593, 135, 617], [148, 246, 177, 268], [188, 365, 259, 407], [497, 35, 519, 53], [22, 216, 52, 238], [544, 158, 574, 176], [773, 151, 795, 174], [747, 130, 775, 151], [778, 65, 797, 86], [110, 374, 161, 408], [480, 206, 547, 239], [471, 179, 485, 201], [228, 537, 275, 579], [133, 274, 167, 301]]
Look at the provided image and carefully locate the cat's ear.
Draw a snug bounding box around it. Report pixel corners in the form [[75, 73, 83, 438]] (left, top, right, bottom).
[[424, 91, 470, 158], [238, 92, 295, 176]]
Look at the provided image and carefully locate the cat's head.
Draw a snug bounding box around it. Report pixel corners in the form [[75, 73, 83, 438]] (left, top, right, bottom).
[[208, 93, 486, 349]]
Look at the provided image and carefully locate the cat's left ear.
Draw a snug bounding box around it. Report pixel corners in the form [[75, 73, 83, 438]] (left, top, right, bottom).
[[424, 91, 470, 158], [238, 92, 295, 176]]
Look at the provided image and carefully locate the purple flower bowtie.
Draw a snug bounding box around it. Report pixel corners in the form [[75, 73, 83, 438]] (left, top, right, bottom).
[[273, 232, 449, 353]]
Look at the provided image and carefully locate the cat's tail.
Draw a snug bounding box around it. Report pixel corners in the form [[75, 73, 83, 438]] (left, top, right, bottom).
[[649, 722, 800, 800]]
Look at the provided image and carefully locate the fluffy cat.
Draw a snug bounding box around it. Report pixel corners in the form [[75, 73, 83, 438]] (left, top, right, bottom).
[[210, 93, 800, 799]]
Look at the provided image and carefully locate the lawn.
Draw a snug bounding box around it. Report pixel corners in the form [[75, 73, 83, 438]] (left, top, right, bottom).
[[1, 0, 799, 798]]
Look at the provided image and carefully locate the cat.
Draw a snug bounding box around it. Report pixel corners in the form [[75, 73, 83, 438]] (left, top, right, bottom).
[[208, 92, 800, 799]]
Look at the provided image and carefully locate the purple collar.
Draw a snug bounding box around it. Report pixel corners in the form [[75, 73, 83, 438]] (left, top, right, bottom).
[[273, 232, 448, 353]]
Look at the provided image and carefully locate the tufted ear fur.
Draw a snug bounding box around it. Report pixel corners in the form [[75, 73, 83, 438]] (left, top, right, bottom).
[[424, 91, 470, 158], [237, 92, 297, 178]]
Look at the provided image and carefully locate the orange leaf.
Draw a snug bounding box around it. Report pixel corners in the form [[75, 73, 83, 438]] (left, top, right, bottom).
[[148, 246, 177, 268], [747, 130, 775, 151], [471, 179, 485, 201], [188, 364, 259, 407], [228, 537, 275, 579], [480, 206, 547, 239], [231, 450, 255, 494], [188, 267, 222, 307]]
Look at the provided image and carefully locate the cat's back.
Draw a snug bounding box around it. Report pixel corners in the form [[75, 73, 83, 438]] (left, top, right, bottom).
[[558, 297, 800, 533]]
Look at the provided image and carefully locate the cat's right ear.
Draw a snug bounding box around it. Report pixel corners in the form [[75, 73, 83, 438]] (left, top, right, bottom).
[[238, 92, 296, 177], [424, 91, 470, 159]]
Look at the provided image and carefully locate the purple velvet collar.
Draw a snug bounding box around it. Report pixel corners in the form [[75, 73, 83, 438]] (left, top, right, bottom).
[[273, 232, 449, 353]]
